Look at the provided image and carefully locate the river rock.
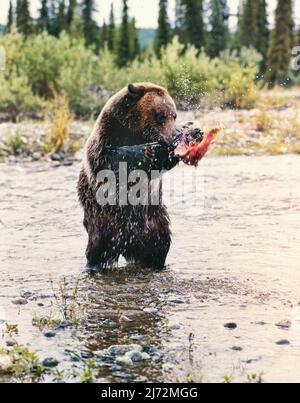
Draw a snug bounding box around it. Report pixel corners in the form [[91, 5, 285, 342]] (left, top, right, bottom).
[[0, 354, 13, 374], [275, 320, 291, 329], [232, 346, 243, 352], [107, 344, 142, 357], [116, 356, 133, 367], [224, 322, 237, 330], [44, 331, 56, 338], [6, 339, 17, 347], [143, 308, 158, 314], [12, 298, 28, 305], [43, 357, 59, 368], [276, 339, 290, 346]]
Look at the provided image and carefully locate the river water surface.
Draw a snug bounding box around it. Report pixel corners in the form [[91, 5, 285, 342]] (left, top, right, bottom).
[[0, 155, 300, 383]]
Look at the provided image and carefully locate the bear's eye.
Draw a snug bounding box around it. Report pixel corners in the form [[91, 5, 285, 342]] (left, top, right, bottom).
[[156, 112, 166, 125]]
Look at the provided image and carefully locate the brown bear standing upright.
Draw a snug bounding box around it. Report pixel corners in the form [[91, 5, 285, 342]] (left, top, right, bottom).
[[78, 83, 179, 272]]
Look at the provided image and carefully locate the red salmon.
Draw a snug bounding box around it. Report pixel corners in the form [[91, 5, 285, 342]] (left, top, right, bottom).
[[175, 128, 220, 167]]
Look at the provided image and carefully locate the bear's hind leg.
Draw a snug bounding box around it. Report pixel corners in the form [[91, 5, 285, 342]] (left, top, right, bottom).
[[124, 229, 171, 270], [84, 219, 120, 273]]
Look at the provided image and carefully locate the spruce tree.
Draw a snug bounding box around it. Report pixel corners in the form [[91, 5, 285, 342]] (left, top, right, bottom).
[[116, 0, 131, 67], [239, 0, 258, 48], [107, 3, 116, 52], [6, 1, 14, 33], [174, 0, 185, 42], [16, 0, 33, 36], [181, 0, 205, 49], [267, 0, 294, 86], [48, 0, 66, 36], [130, 17, 140, 59], [57, 0, 67, 33], [69, 14, 84, 40], [99, 21, 108, 49], [155, 0, 171, 55], [67, 0, 77, 27], [82, 0, 98, 46], [37, 0, 50, 33], [208, 0, 228, 57], [256, 0, 269, 71], [48, 0, 57, 36]]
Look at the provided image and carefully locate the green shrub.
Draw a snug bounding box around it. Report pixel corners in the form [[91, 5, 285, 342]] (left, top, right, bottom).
[[0, 32, 261, 120], [0, 69, 41, 121]]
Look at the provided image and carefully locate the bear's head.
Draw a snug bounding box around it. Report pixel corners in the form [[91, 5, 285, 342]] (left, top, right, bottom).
[[101, 82, 178, 145]]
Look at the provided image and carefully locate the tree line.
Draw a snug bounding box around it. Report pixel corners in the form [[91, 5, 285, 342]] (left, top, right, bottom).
[[5, 0, 300, 85]]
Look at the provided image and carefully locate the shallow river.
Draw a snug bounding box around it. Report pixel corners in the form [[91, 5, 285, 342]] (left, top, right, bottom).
[[0, 155, 300, 383]]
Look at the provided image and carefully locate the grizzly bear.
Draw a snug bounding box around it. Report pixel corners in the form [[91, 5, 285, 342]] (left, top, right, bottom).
[[78, 83, 179, 272]]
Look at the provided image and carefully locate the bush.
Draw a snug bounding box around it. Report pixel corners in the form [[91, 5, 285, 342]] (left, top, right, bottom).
[[43, 94, 74, 154], [0, 69, 41, 121], [0, 32, 261, 120]]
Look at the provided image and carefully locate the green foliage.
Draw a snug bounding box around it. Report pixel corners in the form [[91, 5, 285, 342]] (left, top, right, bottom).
[[255, 0, 269, 71], [236, 0, 269, 73], [80, 360, 96, 383], [6, 131, 28, 154], [268, 0, 294, 86], [37, 0, 50, 33], [16, 0, 33, 36], [107, 3, 116, 52], [6, 1, 14, 34], [0, 31, 261, 120], [9, 345, 46, 381], [0, 69, 41, 122], [155, 0, 171, 56], [207, 0, 228, 58], [116, 0, 131, 67], [82, 0, 98, 46], [239, 0, 259, 48], [178, 0, 205, 50], [267, 0, 294, 86], [5, 323, 19, 336], [67, 0, 77, 27]]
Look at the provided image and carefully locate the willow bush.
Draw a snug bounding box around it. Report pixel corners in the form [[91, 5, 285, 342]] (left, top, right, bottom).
[[0, 31, 262, 120]]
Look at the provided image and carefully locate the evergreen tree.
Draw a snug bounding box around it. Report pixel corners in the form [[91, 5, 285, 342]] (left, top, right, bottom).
[[48, 0, 66, 36], [130, 17, 140, 59], [67, 0, 77, 27], [181, 0, 205, 49], [239, 0, 258, 48], [155, 0, 171, 55], [82, 0, 98, 46], [37, 0, 50, 33], [48, 0, 58, 35], [256, 0, 269, 71], [69, 14, 84, 40], [267, 0, 294, 86], [57, 0, 67, 33], [99, 21, 108, 49], [208, 0, 228, 57], [16, 0, 33, 35], [6, 1, 14, 33], [116, 0, 131, 66], [107, 3, 116, 52], [174, 0, 185, 41]]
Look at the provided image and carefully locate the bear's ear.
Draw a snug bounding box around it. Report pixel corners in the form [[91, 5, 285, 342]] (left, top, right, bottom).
[[128, 84, 146, 99]]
